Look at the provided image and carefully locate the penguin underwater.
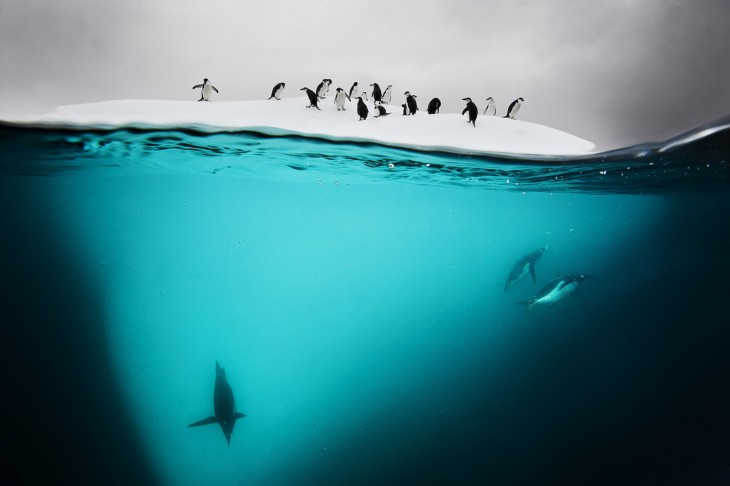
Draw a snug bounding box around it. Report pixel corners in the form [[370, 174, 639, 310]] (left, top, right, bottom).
[[300, 87, 321, 110], [268, 82, 285, 100], [462, 97, 478, 127], [517, 274, 593, 311], [192, 78, 219, 102], [505, 247, 547, 291], [189, 361, 246, 446]]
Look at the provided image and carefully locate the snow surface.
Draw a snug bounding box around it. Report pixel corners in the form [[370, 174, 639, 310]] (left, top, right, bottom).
[[5, 97, 595, 156]]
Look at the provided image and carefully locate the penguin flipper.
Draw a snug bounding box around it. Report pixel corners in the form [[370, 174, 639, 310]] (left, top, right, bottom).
[[192, 84, 203, 89], [212, 86, 219, 93], [234, 412, 246, 419], [189, 416, 218, 427], [529, 264, 536, 284]]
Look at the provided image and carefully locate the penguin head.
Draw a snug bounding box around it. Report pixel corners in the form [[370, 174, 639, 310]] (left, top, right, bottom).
[[386, 85, 392, 89], [404, 91, 410, 96], [336, 88, 343, 92], [300, 87, 309, 91], [486, 97, 494, 101], [463, 97, 472, 102], [203, 78, 209, 83], [519, 97, 524, 101]]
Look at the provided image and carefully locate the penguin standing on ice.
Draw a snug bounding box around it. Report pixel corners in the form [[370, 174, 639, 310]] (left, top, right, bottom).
[[462, 97, 478, 127], [404, 91, 418, 115], [370, 83, 383, 104], [356, 96, 369, 120], [268, 82, 285, 100], [301, 87, 321, 110], [401, 104, 408, 116], [192, 78, 219, 102], [374, 105, 390, 118], [316, 79, 332, 99], [483, 97, 496, 115], [334, 88, 350, 111], [504, 97, 524, 119], [381, 85, 393, 104], [349, 82, 359, 99], [427, 98, 441, 114]]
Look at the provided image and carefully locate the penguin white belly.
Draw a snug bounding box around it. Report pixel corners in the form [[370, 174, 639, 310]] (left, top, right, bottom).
[[536, 281, 578, 305], [202, 85, 213, 100], [486, 102, 495, 115], [351, 87, 359, 98], [382, 90, 391, 104], [511, 104, 521, 118], [275, 85, 284, 99], [335, 93, 347, 109]]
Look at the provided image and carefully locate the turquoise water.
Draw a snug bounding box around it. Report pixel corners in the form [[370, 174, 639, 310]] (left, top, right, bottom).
[[2, 122, 730, 485]]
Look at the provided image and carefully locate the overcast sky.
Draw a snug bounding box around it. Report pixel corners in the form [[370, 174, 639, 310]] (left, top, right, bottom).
[[1, 0, 728, 149]]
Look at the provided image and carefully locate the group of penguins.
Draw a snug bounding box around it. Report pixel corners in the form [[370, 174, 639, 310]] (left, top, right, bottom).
[[192, 78, 525, 127], [505, 246, 593, 311]]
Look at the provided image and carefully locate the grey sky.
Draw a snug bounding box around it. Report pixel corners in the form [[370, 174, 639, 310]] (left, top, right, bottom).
[[1, 0, 728, 149]]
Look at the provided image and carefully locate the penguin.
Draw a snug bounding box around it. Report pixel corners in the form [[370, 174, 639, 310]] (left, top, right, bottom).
[[316, 79, 332, 99], [462, 97, 478, 127], [504, 97, 524, 119], [401, 103, 409, 116], [349, 82, 359, 99], [483, 97, 496, 115], [374, 105, 390, 117], [268, 82, 285, 100], [334, 88, 350, 111], [427, 98, 441, 115], [517, 274, 593, 311], [370, 83, 382, 104], [192, 78, 219, 102], [189, 361, 246, 447], [504, 247, 547, 291], [300, 87, 321, 110], [356, 96, 369, 120], [381, 85, 393, 104], [404, 91, 418, 115]]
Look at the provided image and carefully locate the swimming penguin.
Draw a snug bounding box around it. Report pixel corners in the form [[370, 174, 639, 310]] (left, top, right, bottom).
[[374, 105, 390, 117], [427, 98, 441, 114], [268, 82, 285, 100], [192, 78, 219, 102], [517, 274, 593, 311], [300, 87, 321, 110], [505, 247, 547, 291], [462, 97, 478, 127], [349, 82, 359, 99], [504, 97, 524, 119], [189, 361, 246, 447], [370, 83, 382, 104], [404, 91, 418, 115], [381, 85, 393, 104], [316, 79, 332, 99], [334, 88, 350, 111], [483, 97, 496, 115], [356, 96, 369, 120]]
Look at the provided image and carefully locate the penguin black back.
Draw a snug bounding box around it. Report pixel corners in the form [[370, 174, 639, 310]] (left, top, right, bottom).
[[405, 92, 418, 115], [462, 97, 478, 127], [357, 97, 369, 120], [370, 83, 382, 103], [427, 98, 441, 114], [301, 87, 321, 110]]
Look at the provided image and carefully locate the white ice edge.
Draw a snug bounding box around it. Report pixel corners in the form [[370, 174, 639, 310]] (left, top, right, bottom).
[[2, 97, 597, 157]]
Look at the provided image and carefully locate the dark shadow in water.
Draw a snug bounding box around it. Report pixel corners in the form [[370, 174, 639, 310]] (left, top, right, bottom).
[[287, 194, 730, 486], [0, 178, 157, 485]]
